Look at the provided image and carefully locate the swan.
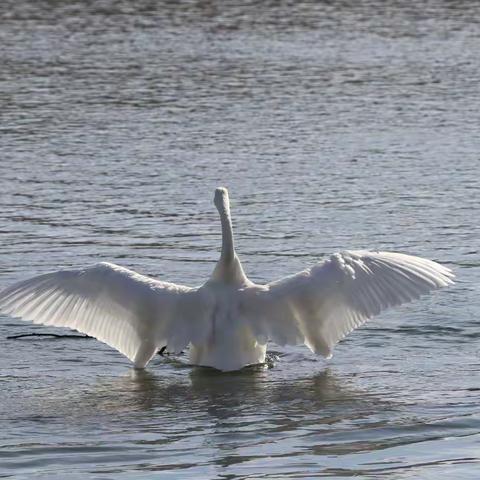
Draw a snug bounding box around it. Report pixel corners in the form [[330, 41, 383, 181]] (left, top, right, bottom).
[[0, 187, 454, 372]]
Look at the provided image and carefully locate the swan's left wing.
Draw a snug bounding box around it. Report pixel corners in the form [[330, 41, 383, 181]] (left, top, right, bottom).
[[245, 251, 454, 357], [0, 262, 212, 368]]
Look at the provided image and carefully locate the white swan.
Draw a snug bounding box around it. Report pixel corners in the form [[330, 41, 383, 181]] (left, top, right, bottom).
[[0, 187, 454, 372]]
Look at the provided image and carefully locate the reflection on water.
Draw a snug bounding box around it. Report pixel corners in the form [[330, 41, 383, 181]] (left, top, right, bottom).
[[1, 0, 480, 478], [3, 363, 479, 477], [100, 366, 354, 414]]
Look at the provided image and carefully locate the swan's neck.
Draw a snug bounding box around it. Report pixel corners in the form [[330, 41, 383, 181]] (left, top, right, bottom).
[[219, 201, 235, 263], [211, 188, 248, 285]]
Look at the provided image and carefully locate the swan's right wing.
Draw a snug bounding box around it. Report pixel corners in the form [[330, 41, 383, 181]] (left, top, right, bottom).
[[0, 262, 212, 368], [245, 251, 454, 358]]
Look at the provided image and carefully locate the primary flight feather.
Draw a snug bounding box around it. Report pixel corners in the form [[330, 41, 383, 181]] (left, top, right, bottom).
[[0, 188, 454, 371]]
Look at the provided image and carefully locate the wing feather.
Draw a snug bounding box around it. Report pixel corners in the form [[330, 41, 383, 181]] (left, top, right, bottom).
[[248, 250, 454, 358], [0, 262, 210, 368]]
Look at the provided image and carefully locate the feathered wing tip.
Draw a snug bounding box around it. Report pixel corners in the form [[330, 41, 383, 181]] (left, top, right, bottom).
[[0, 264, 162, 366], [0, 262, 209, 368], [313, 250, 455, 356], [247, 250, 455, 359], [335, 250, 455, 287]]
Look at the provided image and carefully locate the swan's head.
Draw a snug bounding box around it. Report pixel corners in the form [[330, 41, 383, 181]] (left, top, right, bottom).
[[214, 187, 230, 212]]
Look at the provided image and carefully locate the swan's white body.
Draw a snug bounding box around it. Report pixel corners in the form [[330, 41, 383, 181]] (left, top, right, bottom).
[[0, 188, 454, 371]]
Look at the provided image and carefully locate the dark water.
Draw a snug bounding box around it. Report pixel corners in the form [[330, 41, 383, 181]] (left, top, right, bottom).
[[1, 1, 479, 478]]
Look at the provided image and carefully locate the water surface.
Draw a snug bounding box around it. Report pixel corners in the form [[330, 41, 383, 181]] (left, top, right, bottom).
[[1, 1, 479, 478]]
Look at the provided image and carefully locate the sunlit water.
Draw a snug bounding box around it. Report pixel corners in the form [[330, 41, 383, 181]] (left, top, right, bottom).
[[1, 1, 479, 478]]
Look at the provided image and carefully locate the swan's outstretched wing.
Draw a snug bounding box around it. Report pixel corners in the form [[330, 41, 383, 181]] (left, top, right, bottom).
[[0, 262, 211, 368], [247, 251, 454, 358]]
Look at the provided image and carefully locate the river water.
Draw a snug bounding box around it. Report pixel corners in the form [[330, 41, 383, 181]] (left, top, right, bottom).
[[1, 1, 479, 478]]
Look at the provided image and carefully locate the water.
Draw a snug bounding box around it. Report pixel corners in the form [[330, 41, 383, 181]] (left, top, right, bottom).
[[1, 0, 479, 478]]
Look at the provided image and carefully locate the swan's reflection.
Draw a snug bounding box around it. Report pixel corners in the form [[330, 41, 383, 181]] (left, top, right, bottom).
[[87, 362, 384, 423], [19, 361, 400, 476], [99, 364, 394, 471]]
